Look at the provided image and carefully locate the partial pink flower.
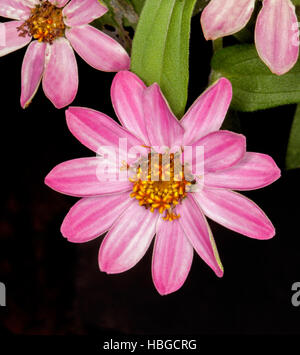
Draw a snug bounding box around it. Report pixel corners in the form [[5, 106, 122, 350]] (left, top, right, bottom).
[[200, 0, 299, 75], [0, 0, 130, 108], [45, 71, 281, 295]]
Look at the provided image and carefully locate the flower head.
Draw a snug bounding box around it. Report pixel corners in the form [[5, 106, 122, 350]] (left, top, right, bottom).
[[45, 71, 280, 295], [0, 0, 130, 108], [200, 0, 299, 75]]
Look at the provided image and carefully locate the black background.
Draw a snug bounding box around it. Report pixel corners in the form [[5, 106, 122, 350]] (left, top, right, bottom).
[[0, 13, 300, 338]]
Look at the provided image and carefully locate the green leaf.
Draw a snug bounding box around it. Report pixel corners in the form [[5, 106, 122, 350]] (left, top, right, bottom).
[[131, 0, 196, 118], [211, 44, 300, 112], [286, 104, 300, 170], [131, 0, 145, 14]]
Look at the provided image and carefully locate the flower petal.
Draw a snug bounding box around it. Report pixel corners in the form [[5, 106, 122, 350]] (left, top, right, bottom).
[[152, 218, 193, 295], [177, 196, 223, 277], [42, 38, 78, 109], [44, 157, 132, 197], [61, 192, 132, 243], [194, 188, 275, 240], [201, 0, 255, 40], [21, 40, 46, 108], [143, 83, 184, 150], [63, 0, 107, 26], [49, 0, 69, 8], [23, 0, 40, 7], [255, 0, 299, 75], [205, 152, 281, 190], [66, 25, 130, 72], [65, 107, 146, 161], [99, 200, 158, 273], [0, 21, 31, 57], [192, 130, 246, 173], [181, 78, 232, 145], [111, 71, 150, 146], [0, 0, 31, 20]]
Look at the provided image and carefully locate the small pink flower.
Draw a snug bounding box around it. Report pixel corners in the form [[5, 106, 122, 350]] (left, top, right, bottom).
[[45, 71, 280, 295], [0, 0, 130, 108], [201, 0, 299, 75]]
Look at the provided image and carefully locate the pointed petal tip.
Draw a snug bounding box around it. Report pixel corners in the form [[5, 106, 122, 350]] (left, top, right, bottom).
[[99, 260, 127, 274], [269, 63, 297, 76], [215, 267, 224, 278], [65, 106, 79, 124], [44, 172, 51, 187], [260, 225, 276, 240], [98, 259, 124, 274], [272, 163, 281, 182], [201, 28, 218, 41], [20, 97, 33, 109], [154, 282, 182, 296], [20, 99, 28, 109], [217, 77, 232, 90], [44, 171, 58, 191]]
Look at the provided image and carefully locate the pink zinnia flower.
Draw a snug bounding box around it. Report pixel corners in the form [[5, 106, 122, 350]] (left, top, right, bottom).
[[45, 71, 280, 295], [201, 0, 299, 75], [0, 0, 130, 108]]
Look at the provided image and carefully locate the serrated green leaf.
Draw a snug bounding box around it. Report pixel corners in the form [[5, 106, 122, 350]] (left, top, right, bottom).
[[131, 0, 196, 118], [211, 44, 300, 112], [286, 104, 300, 170]]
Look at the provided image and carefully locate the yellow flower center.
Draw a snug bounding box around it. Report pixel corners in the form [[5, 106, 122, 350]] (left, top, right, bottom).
[[129, 151, 195, 221], [17, 1, 65, 44]]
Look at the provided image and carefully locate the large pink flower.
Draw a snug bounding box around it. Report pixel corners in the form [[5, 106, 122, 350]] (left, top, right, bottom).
[[201, 0, 299, 75], [45, 71, 280, 295], [0, 0, 130, 108]]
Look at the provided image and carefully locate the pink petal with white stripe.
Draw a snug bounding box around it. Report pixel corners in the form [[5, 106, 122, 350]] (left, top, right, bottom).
[[23, 0, 40, 8], [182, 78, 232, 145], [0, 21, 31, 57], [152, 219, 193, 295], [143, 83, 184, 150], [0, 0, 31, 20], [65, 107, 146, 162], [201, 0, 255, 40], [21, 40, 46, 108], [63, 0, 107, 26], [111, 71, 149, 145], [42, 38, 78, 108], [66, 25, 130, 72], [194, 188, 275, 240], [61, 192, 132, 243], [99, 200, 158, 273], [44, 157, 132, 197], [205, 152, 281, 190], [49, 0, 69, 8], [255, 0, 299, 75], [192, 130, 246, 173], [177, 196, 223, 277]]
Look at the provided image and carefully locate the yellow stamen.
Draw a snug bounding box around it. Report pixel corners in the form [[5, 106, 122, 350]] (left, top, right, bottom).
[[129, 151, 196, 221]]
